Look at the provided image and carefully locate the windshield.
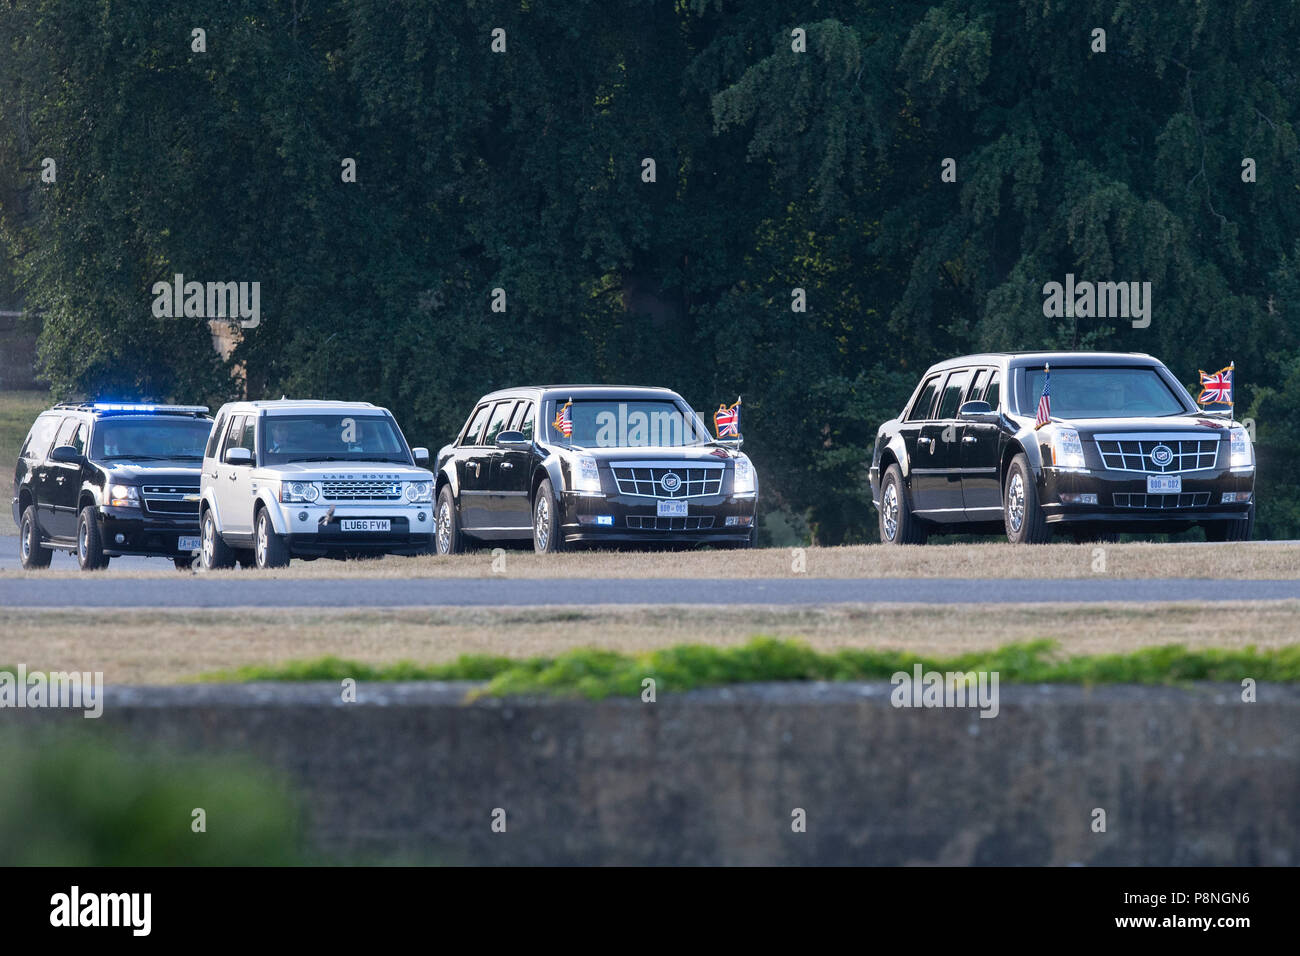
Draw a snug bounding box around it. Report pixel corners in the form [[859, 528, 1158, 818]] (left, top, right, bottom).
[[260, 414, 412, 465], [1019, 366, 1189, 419], [91, 418, 212, 461], [545, 399, 712, 447]]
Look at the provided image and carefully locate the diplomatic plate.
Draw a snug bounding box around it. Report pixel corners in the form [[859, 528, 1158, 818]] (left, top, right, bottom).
[[340, 519, 391, 532], [657, 500, 688, 517], [1146, 475, 1181, 494], [178, 536, 201, 552]]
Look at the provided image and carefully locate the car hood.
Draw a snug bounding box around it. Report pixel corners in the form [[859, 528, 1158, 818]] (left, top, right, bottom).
[[94, 460, 204, 483], [1056, 415, 1234, 438], [255, 462, 434, 480], [562, 444, 742, 463]]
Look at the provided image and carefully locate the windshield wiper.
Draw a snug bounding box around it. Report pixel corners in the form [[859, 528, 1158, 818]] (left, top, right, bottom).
[[100, 454, 174, 461]]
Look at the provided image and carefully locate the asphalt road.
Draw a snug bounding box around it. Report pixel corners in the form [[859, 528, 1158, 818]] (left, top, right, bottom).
[[0, 572, 1296, 608]]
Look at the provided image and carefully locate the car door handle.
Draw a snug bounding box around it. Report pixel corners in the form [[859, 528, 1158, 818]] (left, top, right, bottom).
[[500, 462, 513, 470], [962, 435, 978, 444], [470, 462, 480, 476], [917, 437, 933, 445], [228, 472, 237, 480], [55, 476, 65, 484]]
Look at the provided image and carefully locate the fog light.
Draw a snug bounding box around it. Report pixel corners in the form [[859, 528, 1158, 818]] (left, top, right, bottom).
[[114, 533, 126, 544], [1222, 492, 1252, 504], [1059, 493, 1098, 505], [298, 511, 308, 522], [725, 515, 755, 527], [417, 511, 427, 522]]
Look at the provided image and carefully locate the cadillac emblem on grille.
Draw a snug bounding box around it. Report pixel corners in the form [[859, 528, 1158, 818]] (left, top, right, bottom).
[[1150, 444, 1173, 467], [661, 472, 681, 493]]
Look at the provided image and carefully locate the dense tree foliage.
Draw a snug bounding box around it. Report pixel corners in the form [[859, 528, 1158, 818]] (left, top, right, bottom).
[[2, 1, 1298, 541]]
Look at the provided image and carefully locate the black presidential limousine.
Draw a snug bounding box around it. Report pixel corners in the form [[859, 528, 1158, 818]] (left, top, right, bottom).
[[868, 352, 1256, 544], [433, 385, 759, 552]]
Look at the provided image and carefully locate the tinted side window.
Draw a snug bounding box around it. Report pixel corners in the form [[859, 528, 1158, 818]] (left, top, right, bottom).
[[936, 370, 972, 419], [906, 376, 941, 422], [205, 413, 226, 459], [53, 417, 80, 450], [506, 400, 528, 432], [968, 369, 989, 405], [237, 416, 257, 455], [460, 404, 491, 446], [20, 414, 61, 461], [484, 401, 515, 445], [221, 416, 245, 457], [984, 372, 1001, 411], [518, 403, 535, 441]]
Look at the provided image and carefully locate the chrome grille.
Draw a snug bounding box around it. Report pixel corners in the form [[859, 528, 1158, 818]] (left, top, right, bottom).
[[610, 461, 724, 499], [142, 484, 200, 515], [1112, 492, 1212, 509], [1094, 434, 1219, 473], [626, 515, 716, 531], [321, 480, 402, 501]]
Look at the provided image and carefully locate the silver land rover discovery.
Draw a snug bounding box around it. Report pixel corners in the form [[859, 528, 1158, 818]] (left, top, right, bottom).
[[198, 400, 435, 569]]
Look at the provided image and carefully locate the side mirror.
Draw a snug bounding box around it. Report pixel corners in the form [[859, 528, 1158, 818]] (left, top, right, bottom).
[[224, 447, 253, 465], [958, 400, 997, 422], [496, 430, 530, 450], [411, 446, 430, 466], [49, 444, 84, 465]]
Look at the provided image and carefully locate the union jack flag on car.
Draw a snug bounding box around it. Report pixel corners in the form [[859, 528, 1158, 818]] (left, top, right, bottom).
[[714, 396, 741, 438], [1197, 363, 1234, 406]]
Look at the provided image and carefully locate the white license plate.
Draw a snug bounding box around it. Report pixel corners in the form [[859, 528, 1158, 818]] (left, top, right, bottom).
[[178, 536, 201, 552], [340, 519, 391, 532], [1147, 475, 1182, 494], [657, 500, 688, 517]]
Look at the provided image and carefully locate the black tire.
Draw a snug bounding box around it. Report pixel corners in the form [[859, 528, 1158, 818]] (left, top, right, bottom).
[[18, 504, 53, 569], [254, 508, 291, 569], [1204, 502, 1254, 542], [878, 464, 928, 545], [199, 508, 236, 570], [435, 485, 464, 555], [174, 557, 195, 571], [76, 505, 109, 570], [1004, 453, 1051, 544], [532, 479, 566, 553], [236, 551, 256, 569]]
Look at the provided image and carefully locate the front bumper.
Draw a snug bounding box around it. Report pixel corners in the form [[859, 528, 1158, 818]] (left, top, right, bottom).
[[273, 501, 434, 556], [1041, 466, 1254, 528], [557, 491, 758, 545], [97, 506, 202, 557]]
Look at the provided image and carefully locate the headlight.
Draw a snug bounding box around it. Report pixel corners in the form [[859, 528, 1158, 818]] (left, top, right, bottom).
[[108, 484, 140, 508], [279, 481, 320, 503], [571, 455, 603, 494], [1048, 426, 1086, 470], [404, 480, 433, 503], [733, 455, 757, 495], [1230, 426, 1253, 469]]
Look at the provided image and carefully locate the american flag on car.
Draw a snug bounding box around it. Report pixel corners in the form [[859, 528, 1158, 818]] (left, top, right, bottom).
[[552, 398, 573, 437], [1035, 364, 1051, 429]]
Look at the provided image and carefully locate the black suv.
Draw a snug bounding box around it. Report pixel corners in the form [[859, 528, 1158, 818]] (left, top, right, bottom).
[[12, 402, 214, 570], [869, 352, 1256, 544], [434, 386, 758, 552]]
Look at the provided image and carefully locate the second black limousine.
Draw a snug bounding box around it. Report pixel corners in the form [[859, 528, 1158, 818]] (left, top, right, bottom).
[[868, 351, 1255, 544]]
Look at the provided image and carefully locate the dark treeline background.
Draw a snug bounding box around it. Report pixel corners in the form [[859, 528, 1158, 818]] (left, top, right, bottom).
[[2, 1, 1299, 543]]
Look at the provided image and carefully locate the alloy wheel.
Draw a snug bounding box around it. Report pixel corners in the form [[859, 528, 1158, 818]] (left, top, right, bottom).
[[1008, 473, 1025, 533], [882, 482, 899, 541], [437, 501, 452, 554], [534, 495, 550, 550]]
